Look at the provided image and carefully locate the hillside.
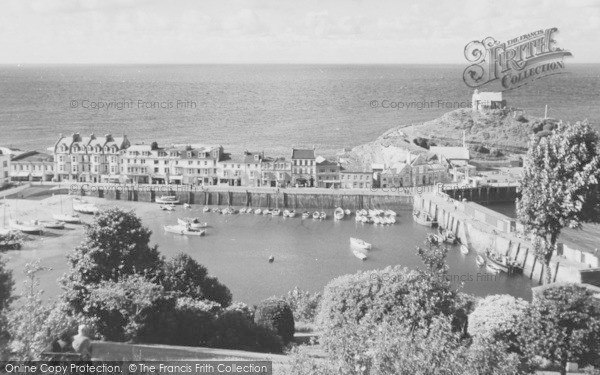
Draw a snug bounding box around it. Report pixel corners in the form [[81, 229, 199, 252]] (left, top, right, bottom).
[[340, 109, 553, 170]]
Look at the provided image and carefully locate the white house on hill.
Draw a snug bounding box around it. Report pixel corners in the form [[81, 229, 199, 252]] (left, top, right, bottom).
[[472, 89, 506, 112]]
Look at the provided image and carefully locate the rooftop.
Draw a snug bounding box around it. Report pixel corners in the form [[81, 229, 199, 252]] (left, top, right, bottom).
[[12, 151, 54, 163], [291, 148, 315, 160], [429, 146, 470, 161]]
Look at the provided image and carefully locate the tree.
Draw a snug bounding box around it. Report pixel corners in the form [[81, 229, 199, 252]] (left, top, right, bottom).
[[517, 121, 600, 283], [468, 294, 529, 344], [161, 253, 232, 307], [254, 297, 295, 345], [517, 284, 600, 375], [61, 207, 164, 312], [0, 254, 13, 312]]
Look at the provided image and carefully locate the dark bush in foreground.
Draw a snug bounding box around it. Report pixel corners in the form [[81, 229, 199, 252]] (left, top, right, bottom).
[[254, 298, 295, 344]]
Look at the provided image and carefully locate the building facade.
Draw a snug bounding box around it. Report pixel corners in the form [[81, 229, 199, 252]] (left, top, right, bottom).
[[316, 159, 340, 188], [54, 133, 129, 182], [471, 89, 506, 112], [340, 169, 372, 189], [261, 157, 291, 187], [10, 151, 54, 182], [291, 148, 316, 187], [0, 149, 9, 187]]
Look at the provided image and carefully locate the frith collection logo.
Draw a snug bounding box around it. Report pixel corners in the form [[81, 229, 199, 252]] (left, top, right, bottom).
[[463, 27, 572, 90]]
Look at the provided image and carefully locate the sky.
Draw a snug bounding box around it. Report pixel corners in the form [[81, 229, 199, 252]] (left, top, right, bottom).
[[0, 0, 598, 64]]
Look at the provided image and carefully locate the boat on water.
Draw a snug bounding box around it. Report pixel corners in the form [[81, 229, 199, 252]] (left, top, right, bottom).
[[312, 211, 320, 219], [263, 209, 272, 215], [283, 209, 290, 217], [486, 253, 510, 273], [460, 244, 469, 255], [476, 254, 486, 267], [203, 206, 211, 213], [164, 225, 205, 236], [385, 209, 397, 216], [344, 209, 352, 216], [444, 230, 457, 244], [486, 262, 502, 274], [355, 215, 363, 222], [334, 207, 344, 220], [352, 249, 367, 260], [320, 211, 327, 220], [288, 210, 297, 218], [272, 209, 281, 216], [183, 203, 191, 209], [413, 210, 437, 227], [350, 237, 372, 250], [39, 220, 65, 229], [177, 218, 208, 229], [52, 213, 81, 224], [427, 233, 442, 245], [268, 255, 275, 263], [74, 203, 99, 214], [254, 208, 262, 215], [160, 204, 175, 211], [302, 211, 310, 219], [211, 207, 220, 213], [156, 196, 180, 204], [9, 219, 44, 234]]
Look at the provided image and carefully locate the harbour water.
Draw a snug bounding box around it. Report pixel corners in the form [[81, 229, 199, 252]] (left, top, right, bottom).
[[5, 200, 535, 305]]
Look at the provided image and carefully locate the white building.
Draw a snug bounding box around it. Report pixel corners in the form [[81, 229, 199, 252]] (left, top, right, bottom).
[[0, 149, 10, 187], [471, 89, 506, 112]]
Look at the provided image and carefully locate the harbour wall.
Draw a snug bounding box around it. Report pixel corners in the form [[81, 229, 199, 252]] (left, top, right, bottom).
[[444, 185, 518, 204], [72, 187, 415, 212], [415, 193, 600, 286]]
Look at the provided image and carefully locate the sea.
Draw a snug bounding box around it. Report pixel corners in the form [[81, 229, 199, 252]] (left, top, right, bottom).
[[1, 64, 600, 304], [0, 64, 599, 156]]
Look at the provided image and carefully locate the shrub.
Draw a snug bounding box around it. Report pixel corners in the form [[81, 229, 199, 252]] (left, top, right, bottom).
[[468, 294, 528, 346], [283, 287, 321, 323], [161, 253, 232, 307], [515, 115, 528, 123], [254, 297, 295, 344]]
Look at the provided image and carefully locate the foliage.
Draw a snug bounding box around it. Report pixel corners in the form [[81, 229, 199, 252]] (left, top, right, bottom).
[[254, 297, 295, 344], [5, 261, 56, 359], [161, 253, 232, 307], [282, 287, 321, 323], [517, 121, 600, 283], [61, 207, 164, 312], [412, 137, 435, 149], [85, 274, 170, 342], [468, 294, 529, 344], [516, 284, 600, 374], [0, 254, 13, 312], [168, 297, 221, 346]]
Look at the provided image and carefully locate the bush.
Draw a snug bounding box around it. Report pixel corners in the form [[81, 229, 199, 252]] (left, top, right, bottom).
[[490, 148, 504, 157], [468, 295, 528, 347], [161, 253, 232, 307], [254, 298, 295, 344], [515, 115, 528, 123], [283, 287, 321, 323]]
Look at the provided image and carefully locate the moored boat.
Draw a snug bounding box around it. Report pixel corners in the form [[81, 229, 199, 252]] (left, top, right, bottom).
[[352, 249, 367, 260], [427, 233, 442, 245], [288, 210, 297, 218], [160, 204, 175, 211], [312, 211, 320, 219], [39, 220, 65, 229], [350, 237, 372, 250], [272, 209, 281, 216], [177, 218, 208, 229], [254, 208, 262, 215], [476, 254, 486, 267], [385, 209, 397, 216], [413, 210, 437, 227], [156, 196, 180, 204], [9, 219, 44, 234], [302, 211, 310, 219], [486, 262, 502, 274], [486, 253, 510, 273], [320, 211, 327, 220], [334, 207, 344, 220], [164, 225, 205, 236], [52, 213, 81, 224], [183, 203, 191, 209], [283, 209, 290, 217], [263, 209, 272, 215], [344, 209, 352, 216], [74, 203, 99, 214], [460, 244, 469, 255]]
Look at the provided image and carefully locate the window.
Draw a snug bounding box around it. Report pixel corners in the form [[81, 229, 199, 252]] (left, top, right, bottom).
[[154, 160, 159, 164]]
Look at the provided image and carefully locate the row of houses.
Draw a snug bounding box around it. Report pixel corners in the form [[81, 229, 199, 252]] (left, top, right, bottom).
[[2, 132, 473, 189]]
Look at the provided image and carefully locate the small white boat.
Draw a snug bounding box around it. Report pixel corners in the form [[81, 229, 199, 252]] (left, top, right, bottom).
[[486, 262, 502, 274], [203, 206, 210, 213], [288, 210, 297, 218], [413, 210, 437, 227], [344, 209, 352, 216], [334, 207, 344, 220], [368, 209, 378, 217], [283, 209, 290, 217], [211, 207, 220, 213], [74, 203, 99, 214], [361, 216, 369, 223], [272, 209, 281, 216], [183, 203, 191, 209], [385, 209, 397, 216], [352, 249, 367, 260], [476, 254, 486, 267], [263, 209, 272, 215], [164, 225, 205, 236], [460, 244, 469, 255], [320, 211, 327, 220], [177, 218, 208, 229], [156, 196, 180, 204], [302, 211, 310, 219], [239, 208, 246, 214], [427, 233, 443, 245], [40, 220, 65, 229], [355, 215, 363, 222], [268, 255, 275, 263], [9, 219, 44, 234], [160, 204, 175, 211], [53, 213, 81, 224], [350, 237, 372, 250], [254, 208, 262, 215]]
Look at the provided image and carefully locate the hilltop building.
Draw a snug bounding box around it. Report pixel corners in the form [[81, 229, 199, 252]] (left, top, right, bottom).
[[471, 89, 506, 112]]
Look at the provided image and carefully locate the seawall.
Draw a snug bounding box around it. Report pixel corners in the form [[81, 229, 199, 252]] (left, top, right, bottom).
[[70, 185, 415, 212], [415, 192, 600, 286]]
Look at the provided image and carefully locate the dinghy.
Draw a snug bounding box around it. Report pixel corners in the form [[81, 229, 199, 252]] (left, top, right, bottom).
[[413, 210, 437, 227], [254, 208, 262, 215], [272, 209, 281, 216], [177, 218, 208, 229], [9, 219, 43, 234], [74, 203, 99, 214], [53, 213, 81, 224], [283, 210, 290, 217], [344, 209, 352, 216], [302, 211, 310, 219], [350, 237, 372, 250], [476, 254, 486, 267], [156, 196, 180, 204], [352, 249, 367, 260], [320, 211, 327, 220], [164, 225, 205, 236], [39, 220, 65, 229], [460, 244, 469, 255], [334, 207, 344, 220], [312, 211, 320, 219], [288, 210, 297, 218]]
